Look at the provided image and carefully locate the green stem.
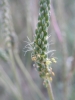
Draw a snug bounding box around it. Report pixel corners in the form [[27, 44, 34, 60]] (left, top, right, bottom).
[[8, 45, 23, 100], [47, 81, 54, 100], [0, 70, 19, 97], [47, 82, 54, 100]]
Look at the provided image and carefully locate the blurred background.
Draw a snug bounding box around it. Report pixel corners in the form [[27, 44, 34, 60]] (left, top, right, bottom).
[[0, 0, 75, 100]]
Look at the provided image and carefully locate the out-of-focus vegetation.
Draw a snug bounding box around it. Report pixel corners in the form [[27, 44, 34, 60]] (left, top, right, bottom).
[[0, 0, 75, 100]]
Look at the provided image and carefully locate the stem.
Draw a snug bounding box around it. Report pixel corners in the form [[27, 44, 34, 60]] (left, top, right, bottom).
[[0, 77, 19, 100], [8, 44, 23, 100], [47, 81, 54, 100], [14, 51, 46, 100], [0, 69, 19, 98]]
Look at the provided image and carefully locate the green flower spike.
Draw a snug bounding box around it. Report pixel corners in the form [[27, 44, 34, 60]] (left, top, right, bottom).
[[32, 0, 56, 87]]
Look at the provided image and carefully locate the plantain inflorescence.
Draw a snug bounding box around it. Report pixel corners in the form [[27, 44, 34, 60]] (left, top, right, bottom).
[[31, 0, 56, 87], [2, 0, 15, 48]]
